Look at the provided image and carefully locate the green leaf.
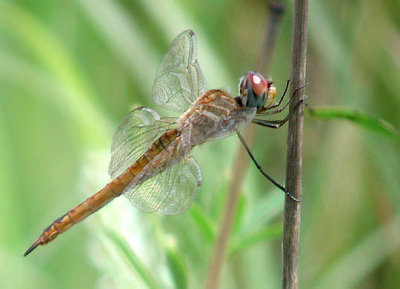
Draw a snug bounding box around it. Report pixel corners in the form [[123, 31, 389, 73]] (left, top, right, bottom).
[[189, 204, 216, 244], [239, 192, 284, 235], [307, 107, 400, 142], [229, 224, 283, 257], [166, 248, 188, 289], [105, 229, 158, 289]]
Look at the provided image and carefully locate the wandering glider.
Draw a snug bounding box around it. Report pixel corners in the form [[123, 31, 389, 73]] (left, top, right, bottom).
[[24, 30, 301, 257]]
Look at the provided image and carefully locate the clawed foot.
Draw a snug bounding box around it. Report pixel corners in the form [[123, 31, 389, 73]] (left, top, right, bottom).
[[285, 188, 301, 202]]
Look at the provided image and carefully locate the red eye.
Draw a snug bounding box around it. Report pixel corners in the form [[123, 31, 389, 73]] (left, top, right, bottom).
[[248, 72, 268, 96]]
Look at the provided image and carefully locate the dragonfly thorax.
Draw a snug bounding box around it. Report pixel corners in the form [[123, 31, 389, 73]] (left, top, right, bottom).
[[236, 72, 276, 112]]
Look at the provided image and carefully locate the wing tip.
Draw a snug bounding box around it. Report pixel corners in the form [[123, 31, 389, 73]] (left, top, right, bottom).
[[180, 29, 195, 38]]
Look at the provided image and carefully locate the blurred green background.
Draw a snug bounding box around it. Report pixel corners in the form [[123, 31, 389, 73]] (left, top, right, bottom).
[[1, 0, 400, 288]]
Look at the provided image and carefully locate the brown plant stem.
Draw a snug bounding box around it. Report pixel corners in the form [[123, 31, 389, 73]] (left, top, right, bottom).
[[205, 3, 286, 289], [282, 0, 308, 288], [205, 127, 257, 289]]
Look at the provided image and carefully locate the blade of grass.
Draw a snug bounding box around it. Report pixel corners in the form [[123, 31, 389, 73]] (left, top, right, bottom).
[[239, 191, 284, 236], [0, 3, 110, 147], [166, 248, 188, 289], [307, 107, 400, 142], [189, 204, 216, 244], [105, 229, 159, 289], [0, 50, 109, 142], [77, 0, 158, 95], [229, 224, 283, 257]]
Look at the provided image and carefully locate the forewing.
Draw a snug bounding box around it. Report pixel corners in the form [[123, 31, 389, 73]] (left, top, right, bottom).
[[109, 107, 176, 179], [123, 156, 202, 215], [153, 30, 206, 112]]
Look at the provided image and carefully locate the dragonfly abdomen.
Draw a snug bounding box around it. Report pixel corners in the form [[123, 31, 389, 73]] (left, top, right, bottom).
[[23, 173, 129, 256], [128, 128, 182, 181], [24, 129, 180, 256]]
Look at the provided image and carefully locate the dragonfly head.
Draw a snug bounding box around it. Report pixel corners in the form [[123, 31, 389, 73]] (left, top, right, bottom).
[[237, 72, 276, 111]]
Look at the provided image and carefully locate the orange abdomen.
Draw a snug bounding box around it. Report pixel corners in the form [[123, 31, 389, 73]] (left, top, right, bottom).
[[24, 129, 180, 256]]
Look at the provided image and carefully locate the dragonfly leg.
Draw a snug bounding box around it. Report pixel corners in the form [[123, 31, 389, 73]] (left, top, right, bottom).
[[253, 95, 306, 129], [258, 82, 308, 115], [270, 79, 290, 109], [257, 80, 290, 113], [236, 131, 300, 202]]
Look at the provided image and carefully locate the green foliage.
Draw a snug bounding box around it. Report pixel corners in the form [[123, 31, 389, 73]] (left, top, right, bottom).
[[229, 224, 283, 257], [105, 230, 159, 288], [166, 248, 188, 289], [189, 204, 216, 244], [1, 0, 400, 289], [307, 107, 400, 142]]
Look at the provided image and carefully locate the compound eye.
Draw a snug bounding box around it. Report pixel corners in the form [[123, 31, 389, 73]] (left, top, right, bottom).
[[248, 72, 268, 97]]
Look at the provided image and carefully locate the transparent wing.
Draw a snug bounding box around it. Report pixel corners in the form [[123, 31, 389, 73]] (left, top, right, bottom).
[[152, 30, 206, 112], [123, 156, 202, 215], [109, 107, 177, 179]]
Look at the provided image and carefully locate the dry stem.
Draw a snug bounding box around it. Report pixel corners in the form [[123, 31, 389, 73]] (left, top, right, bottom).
[[282, 0, 309, 288]]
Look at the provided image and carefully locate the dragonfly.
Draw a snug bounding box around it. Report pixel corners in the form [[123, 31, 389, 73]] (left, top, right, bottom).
[[24, 30, 301, 257]]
